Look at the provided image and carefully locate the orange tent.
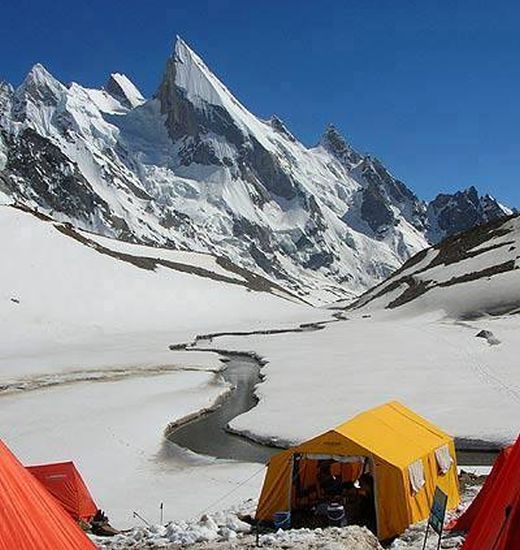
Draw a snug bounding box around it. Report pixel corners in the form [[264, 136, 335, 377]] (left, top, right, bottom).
[[450, 435, 520, 550], [0, 440, 97, 550], [27, 461, 98, 522]]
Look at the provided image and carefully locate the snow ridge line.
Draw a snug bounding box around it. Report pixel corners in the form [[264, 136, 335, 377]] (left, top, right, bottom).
[[10, 204, 309, 306], [350, 213, 520, 311], [54, 222, 307, 304]]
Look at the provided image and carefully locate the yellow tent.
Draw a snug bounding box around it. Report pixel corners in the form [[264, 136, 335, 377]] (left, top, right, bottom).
[[256, 401, 460, 540]]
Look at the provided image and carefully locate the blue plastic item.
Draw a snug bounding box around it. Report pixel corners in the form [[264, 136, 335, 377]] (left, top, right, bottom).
[[273, 511, 291, 530]]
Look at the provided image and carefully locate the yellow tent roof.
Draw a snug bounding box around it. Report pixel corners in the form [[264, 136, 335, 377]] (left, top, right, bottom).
[[333, 401, 452, 467]]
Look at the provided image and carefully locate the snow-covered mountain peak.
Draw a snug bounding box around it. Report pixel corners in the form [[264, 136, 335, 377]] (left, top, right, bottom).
[[320, 124, 363, 169], [482, 194, 514, 216], [154, 36, 297, 191], [268, 115, 296, 142], [426, 185, 512, 243], [0, 81, 14, 96], [173, 35, 192, 59], [104, 73, 144, 109], [166, 36, 230, 108], [24, 63, 56, 83], [16, 63, 65, 106], [158, 35, 256, 139], [9, 64, 68, 134], [0, 38, 514, 304]]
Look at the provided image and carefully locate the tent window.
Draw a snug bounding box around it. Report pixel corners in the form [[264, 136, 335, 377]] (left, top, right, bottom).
[[408, 459, 425, 494], [435, 445, 453, 475]]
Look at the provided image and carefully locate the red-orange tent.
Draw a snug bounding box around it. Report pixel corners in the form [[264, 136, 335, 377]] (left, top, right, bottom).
[[0, 440, 97, 550], [449, 445, 512, 533], [27, 461, 98, 522], [450, 436, 520, 550]]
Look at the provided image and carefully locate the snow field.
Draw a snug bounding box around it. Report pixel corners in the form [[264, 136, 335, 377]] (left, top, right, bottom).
[[0, 205, 321, 383], [0, 204, 322, 527], [198, 312, 519, 447], [1, 370, 264, 529]]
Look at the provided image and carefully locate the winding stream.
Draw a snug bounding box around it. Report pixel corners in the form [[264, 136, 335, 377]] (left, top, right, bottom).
[[166, 353, 498, 466], [167, 355, 278, 463]]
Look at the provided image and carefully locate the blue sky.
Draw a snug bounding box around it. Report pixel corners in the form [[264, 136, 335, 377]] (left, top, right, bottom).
[[1, 1, 518, 206]]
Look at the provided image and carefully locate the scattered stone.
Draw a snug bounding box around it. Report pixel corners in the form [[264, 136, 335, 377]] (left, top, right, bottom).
[[169, 343, 188, 350], [93, 525, 382, 550], [475, 330, 501, 346]]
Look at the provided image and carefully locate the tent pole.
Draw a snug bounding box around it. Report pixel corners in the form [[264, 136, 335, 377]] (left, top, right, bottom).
[[369, 456, 380, 539], [287, 455, 294, 517]]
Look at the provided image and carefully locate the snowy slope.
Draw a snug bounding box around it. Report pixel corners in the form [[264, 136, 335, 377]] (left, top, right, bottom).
[[0, 203, 321, 384], [170, 215, 520, 453], [0, 38, 511, 304], [349, 213, 520, 317], [0, 202, 330, 528], [1, 203, 517, 531], [188, 214, 520, 447]]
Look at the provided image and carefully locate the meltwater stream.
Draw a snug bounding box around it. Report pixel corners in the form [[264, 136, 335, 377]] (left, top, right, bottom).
[[167, 355, 278, 464], [166, 354, 498, 466]]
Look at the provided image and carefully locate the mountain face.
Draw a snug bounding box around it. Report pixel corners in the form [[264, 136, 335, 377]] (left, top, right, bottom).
[[0, 38, 512, 303], [426, 186, 513, 243], [104, 73, 145, 109]]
